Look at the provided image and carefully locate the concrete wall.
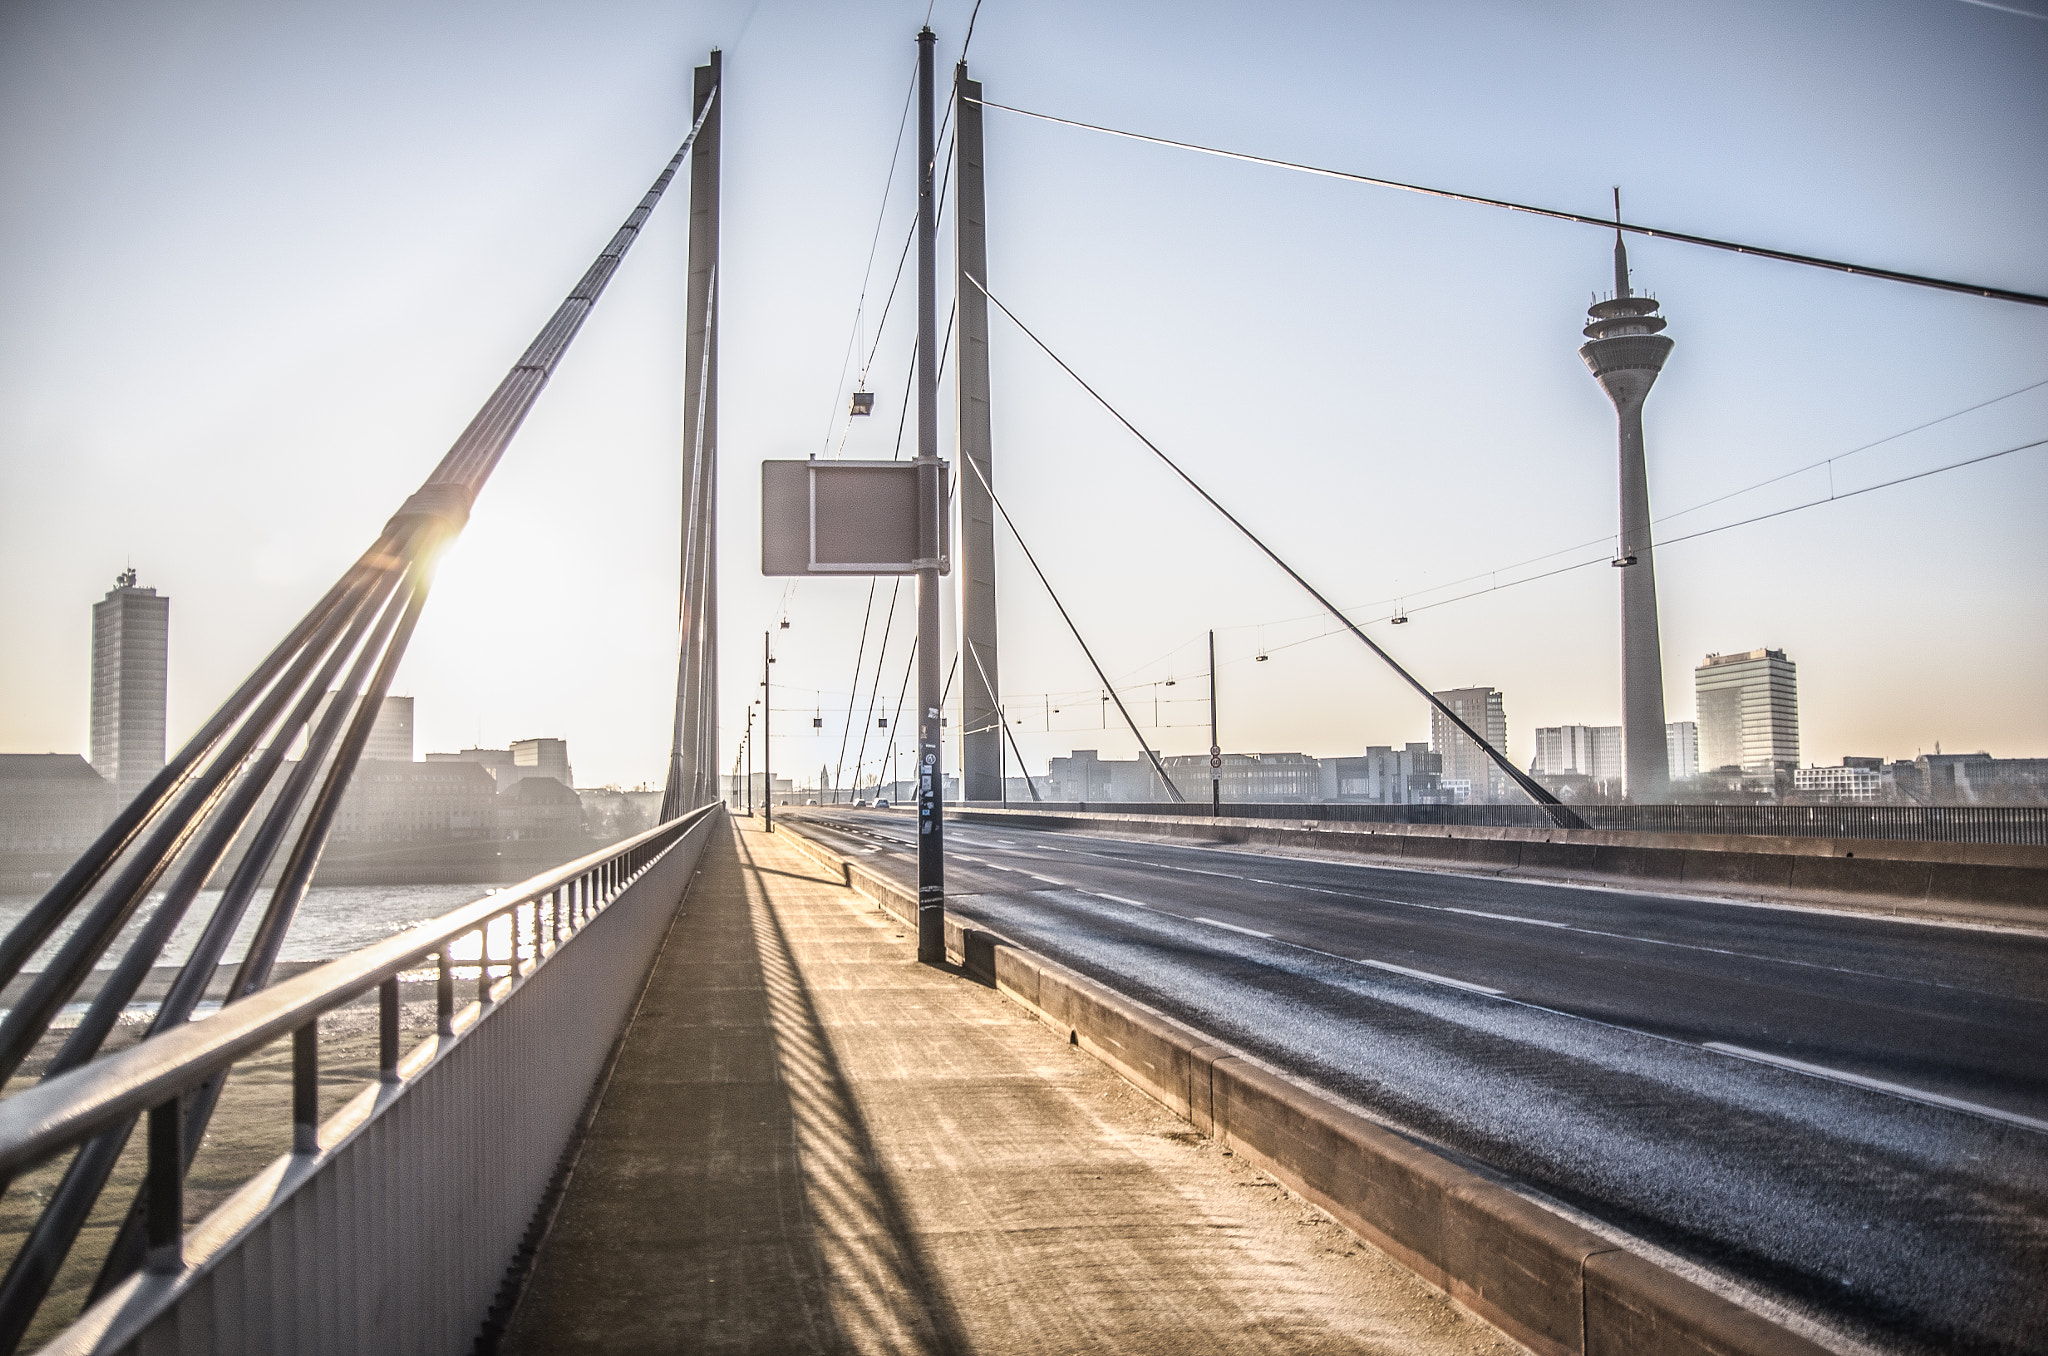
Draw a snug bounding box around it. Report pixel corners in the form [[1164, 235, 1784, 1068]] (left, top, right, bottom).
[[947, 807, 2048, 928], [778, 817, 1841, 1356]]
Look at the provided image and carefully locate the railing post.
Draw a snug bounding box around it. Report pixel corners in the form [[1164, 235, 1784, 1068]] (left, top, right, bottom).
[[529, 898, 543, 971], [437, 949, 454, 1038], [379, 977, 401, 1084], [292, 1024, 319, 1155], [478, 924, 495, 1007], [145, 1098, 184, 1274]]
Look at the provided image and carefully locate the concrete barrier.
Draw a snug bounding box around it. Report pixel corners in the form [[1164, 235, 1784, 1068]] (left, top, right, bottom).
[[779, 815, 1838, 1356], [946, 807, 2048, 928]]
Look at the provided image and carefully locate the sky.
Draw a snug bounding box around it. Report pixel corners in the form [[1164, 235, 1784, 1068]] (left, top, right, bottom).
[[1, 0, 2043, 792]]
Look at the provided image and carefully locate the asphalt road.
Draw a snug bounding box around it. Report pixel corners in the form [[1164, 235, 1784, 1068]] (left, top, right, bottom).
[[786, 808, 2048, 1356]]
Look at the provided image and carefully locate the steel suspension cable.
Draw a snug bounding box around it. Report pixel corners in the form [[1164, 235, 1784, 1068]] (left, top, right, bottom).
[[832, 580, 881, 802], [964, 272, 1580, 826], [968, 98, 2047, 309], [956, 453, 1185, 802]]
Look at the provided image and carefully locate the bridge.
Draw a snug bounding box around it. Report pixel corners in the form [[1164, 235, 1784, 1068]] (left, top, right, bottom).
[[2, 28, 2045, 1356]]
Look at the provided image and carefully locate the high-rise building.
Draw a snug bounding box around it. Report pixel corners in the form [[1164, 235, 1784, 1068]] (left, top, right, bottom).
[[1695, 649, 1799, 775], [1666, 720, 1699, 781], [1532, 725, 1622, 783], [1430, 687, 1509, 803], [1580, 210, 1675, 802], [90, 569, 169, 800]]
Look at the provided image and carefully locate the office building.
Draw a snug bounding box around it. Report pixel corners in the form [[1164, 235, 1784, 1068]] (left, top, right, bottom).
[[1047, 750, 1173, 802], [329, 760, 499, 843], [1793, 762, 1881, 801], [1666, 721, 1699, 781], [1695, 649, 1799, 776], [1532, 725, 1622, 783], [89, 569, 169, 800], [426, 738, 573, 792], [1431, 688, 1509, 803], [1887, 752, 2048, 805], [1160, 752, 1321, 803], [1320, 744, 1443, 804]]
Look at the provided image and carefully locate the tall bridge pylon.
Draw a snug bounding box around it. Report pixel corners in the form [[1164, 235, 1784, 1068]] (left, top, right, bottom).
[[665, 51, 724, 820]]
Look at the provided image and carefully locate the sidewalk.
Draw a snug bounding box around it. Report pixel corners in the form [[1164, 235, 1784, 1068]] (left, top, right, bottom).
[[503, 817, 1522, 1355]]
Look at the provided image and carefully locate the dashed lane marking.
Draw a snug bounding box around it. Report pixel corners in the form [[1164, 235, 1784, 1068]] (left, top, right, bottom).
[[1702, 1043, 2048, 1133], [1194, 916, 1273, 939], [1361, 959, 1505, 995]]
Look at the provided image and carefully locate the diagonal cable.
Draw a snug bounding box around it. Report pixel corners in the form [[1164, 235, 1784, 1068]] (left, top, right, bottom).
[[963, 271, 1580, 825]]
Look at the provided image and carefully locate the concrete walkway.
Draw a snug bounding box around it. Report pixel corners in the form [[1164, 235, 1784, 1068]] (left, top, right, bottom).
[[503, 818, 1522, 1355]]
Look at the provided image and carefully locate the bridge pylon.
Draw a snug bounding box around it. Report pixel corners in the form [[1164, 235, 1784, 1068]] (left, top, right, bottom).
[[665, 50, 723, 820]]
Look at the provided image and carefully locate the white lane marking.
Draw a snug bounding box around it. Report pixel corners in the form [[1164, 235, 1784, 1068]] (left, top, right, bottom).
[[985, 837, 2011, 998], [1088, 891, 1155, 910], [1702, 1043, 2048, 1133], [1362, 960, 1504, 996], [1195, 916, 1273, 938], [997, 839, 1019, 845], [1442, 906, 1572, 929]]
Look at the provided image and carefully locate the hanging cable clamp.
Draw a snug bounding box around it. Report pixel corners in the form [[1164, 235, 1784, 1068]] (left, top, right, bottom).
[[386, 483, 474, 536]]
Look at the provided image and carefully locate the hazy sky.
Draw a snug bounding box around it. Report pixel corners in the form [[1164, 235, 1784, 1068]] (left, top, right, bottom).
[[2, 0, 2043, 791]]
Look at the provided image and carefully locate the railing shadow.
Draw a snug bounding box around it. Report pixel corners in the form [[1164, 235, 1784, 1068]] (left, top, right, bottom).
[[734, 829, 971, 1356]]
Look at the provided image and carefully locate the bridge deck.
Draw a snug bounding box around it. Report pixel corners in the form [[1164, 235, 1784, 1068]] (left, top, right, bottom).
[[503, 817, 1515, 1355]]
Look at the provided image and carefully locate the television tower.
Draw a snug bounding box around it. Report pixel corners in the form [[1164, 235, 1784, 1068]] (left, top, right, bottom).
[[1579, 194, 1673, 802]]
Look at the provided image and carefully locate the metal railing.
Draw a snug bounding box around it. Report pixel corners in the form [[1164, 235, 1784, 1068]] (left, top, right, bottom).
[[954, 800, 2048, 847], [0, 803, 722, 1355]]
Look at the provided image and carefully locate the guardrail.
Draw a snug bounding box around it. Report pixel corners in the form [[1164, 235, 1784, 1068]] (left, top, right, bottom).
[[0, 803, 723, 1356], [956, 800, 2048, 845]]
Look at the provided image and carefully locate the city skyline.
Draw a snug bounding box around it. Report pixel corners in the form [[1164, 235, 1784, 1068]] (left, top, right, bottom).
[[1, 0, 2042, 790], [3, 563, 2032, 791]]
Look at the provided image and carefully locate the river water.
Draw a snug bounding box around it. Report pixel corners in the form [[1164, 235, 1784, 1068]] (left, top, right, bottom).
[[0, 883, 505, 1019]]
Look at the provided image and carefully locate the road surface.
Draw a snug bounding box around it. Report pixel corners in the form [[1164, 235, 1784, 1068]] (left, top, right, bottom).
[[788, 808, 2048, 1356]]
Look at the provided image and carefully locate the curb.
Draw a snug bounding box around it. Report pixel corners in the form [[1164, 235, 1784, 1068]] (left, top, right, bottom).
[[774, 815, 1837, 1356]]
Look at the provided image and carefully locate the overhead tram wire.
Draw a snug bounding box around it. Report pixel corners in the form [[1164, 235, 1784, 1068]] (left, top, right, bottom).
[[956, 453, 1186, 803], [963, 272, 1577, 826], [966, 99, 2048, 309], [1193, 373, 2048, 647], [1238, 429, 2048, 665]]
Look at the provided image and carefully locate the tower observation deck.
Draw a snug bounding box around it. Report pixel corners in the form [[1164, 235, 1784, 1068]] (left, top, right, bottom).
[[1579, 216, 1674, 802]]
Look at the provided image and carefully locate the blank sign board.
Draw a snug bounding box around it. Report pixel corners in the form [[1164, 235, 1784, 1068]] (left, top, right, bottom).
[[761, 459, 950, 576]]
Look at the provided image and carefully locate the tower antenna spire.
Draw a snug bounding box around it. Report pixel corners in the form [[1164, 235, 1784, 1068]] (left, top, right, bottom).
[[1612, 186, 1630, 298]]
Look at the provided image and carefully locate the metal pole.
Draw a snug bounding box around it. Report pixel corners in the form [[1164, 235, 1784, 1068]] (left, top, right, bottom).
[[1208, 629, 1221, 816], [915, 25, 946, 963], [763, 631, 773, 832], [744, 709, 753, 816]]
